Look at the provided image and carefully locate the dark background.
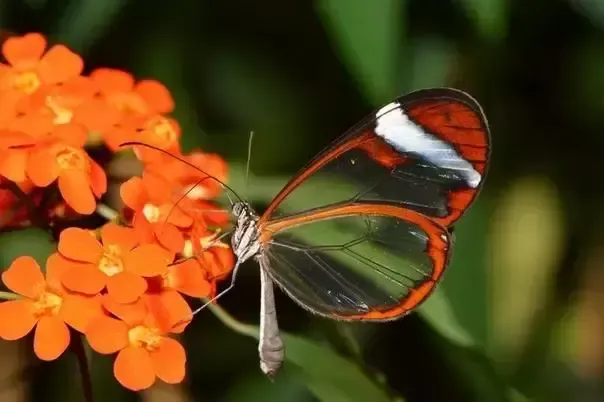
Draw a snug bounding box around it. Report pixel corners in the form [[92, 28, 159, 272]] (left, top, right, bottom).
[[0, 0, 601, 401]]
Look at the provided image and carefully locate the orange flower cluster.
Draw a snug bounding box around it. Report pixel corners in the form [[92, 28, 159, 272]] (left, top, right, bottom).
[[0, 33, 235, 391]]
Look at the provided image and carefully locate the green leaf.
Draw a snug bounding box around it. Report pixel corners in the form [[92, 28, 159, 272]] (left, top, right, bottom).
[[53, 0, 129, 52], [488, 177, 563, 363], [458, 0, 508, 42], [438, 198, 491, 347], [316, 0, 404, 103], [0, 228, 56, 269], [225, 369, 314, 402], [281, 332, 393, 402], [419, 288, 475, 348], [210, 304, 393, 402], [405, 37, 455, 91]]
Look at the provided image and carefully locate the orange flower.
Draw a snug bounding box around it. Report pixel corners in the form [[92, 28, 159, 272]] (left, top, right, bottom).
[[88, 68, 175, 151], [0, 255, 103, 361], [0, 33, 83, 121], [145, 258, 213, 333], [18, 75, 101, 130], [0, 114, 90, 184], [196, 232, 235, 283], [146, 149, 228, 201], [182, 230, 234, 291], [85, 295, 187, 391], [120, 172, 192, 252], [56, 223, 174, 303], [26, 133, 107, 214]]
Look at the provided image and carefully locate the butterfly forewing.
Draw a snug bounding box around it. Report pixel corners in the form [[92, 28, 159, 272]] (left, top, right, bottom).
[[258, 203, 451, 320], [259, 88, 490, 227]]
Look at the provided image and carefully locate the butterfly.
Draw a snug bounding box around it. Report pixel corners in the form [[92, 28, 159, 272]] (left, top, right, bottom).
[[129, 87, 490, 378]]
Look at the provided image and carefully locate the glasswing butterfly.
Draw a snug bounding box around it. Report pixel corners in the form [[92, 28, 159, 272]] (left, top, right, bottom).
[[128, 87, 490, 377]]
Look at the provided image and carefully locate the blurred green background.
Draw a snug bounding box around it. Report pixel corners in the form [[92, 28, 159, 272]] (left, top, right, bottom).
[[0, 0, 601, 401]]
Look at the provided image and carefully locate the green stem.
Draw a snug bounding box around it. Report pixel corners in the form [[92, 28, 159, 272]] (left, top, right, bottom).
[[71, 333, 94, 402], [205, 301, 259, 340], [0, 291, 20, 300], [95, 204, 120, 222]]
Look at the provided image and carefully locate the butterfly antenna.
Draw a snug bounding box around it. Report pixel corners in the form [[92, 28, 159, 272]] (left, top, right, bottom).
[[120, 142, 243, 206], [244, 130, 254, 199]]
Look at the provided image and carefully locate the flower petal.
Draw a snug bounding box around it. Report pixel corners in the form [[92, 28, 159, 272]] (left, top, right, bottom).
[[162, 205, 193, 229], [101, 295, 146, 326], [45, 253, 75, 291], [62, 263, 106, 295], [34, 316, 70, 361], [0, 148, 28, 183], [85, 315, 128, 354], [135, 80, 174, 114], [152, 222, 185, 254], [120, 176, 146, 210], [114, 346, 156, 391], [58, 171, 96, 215], [37, 45, 83, 85], [27, 148, 59, 187], [106, 271, 147, 304], [89, 159, 107, 198], [0, 300, 37, 340], [151, 337, 186, 384], [74, 97, 120, 132], [2, 256, 44, 297], [91, 68, 134, 95], [101, 223, 139, 252], [52, 123, 87, 148], [168, 259, 211, 298], [123, 244, 173, 277], [60, 294, 104, 333], [145, 291, 192, 334], [2, 33, 46, 68], [142, 172, 172, 203], [58, 227, 103, 262]]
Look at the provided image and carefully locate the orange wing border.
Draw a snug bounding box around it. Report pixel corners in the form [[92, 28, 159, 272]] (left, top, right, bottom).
[[259, 203, 451, 321], [258, 88, 490, 228]]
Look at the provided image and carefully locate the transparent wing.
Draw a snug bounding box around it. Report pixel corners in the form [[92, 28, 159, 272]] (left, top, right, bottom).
[[259, 203, 452, 321], [259, 88, 490, 228]]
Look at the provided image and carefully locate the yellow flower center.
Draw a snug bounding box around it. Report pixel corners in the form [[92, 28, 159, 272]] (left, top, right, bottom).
[[98, 244, 124, 277], [128, 325, 161, 351], [12, 71, 41, 94], [142, 203, 161, 223], [183, 183, 208, 200], [147, 116, 176, 145], [45, 96, 73, 125], [33, 291, 63, 317], [55, 146, 89, 171], [182, 240, 193, 258]]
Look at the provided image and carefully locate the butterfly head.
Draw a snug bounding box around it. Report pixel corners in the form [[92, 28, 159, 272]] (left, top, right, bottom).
[[232, 201, 251, 218]]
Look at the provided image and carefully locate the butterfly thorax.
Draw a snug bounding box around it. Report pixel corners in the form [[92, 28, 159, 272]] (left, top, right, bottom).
[[231, 201, 262, 264]]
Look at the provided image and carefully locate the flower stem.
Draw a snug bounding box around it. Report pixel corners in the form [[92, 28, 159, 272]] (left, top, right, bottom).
[[71, 333, 94, 402], [95, 204, 120, 222], [205, 301, 259, 340], [0, 291, 20, 300]]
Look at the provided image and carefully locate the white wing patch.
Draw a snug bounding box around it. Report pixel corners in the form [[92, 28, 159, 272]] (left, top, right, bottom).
[[375, 101, 481, 188]]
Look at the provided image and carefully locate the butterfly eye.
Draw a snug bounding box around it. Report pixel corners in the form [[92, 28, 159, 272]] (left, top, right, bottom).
[[232, 202, 244, 217]]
